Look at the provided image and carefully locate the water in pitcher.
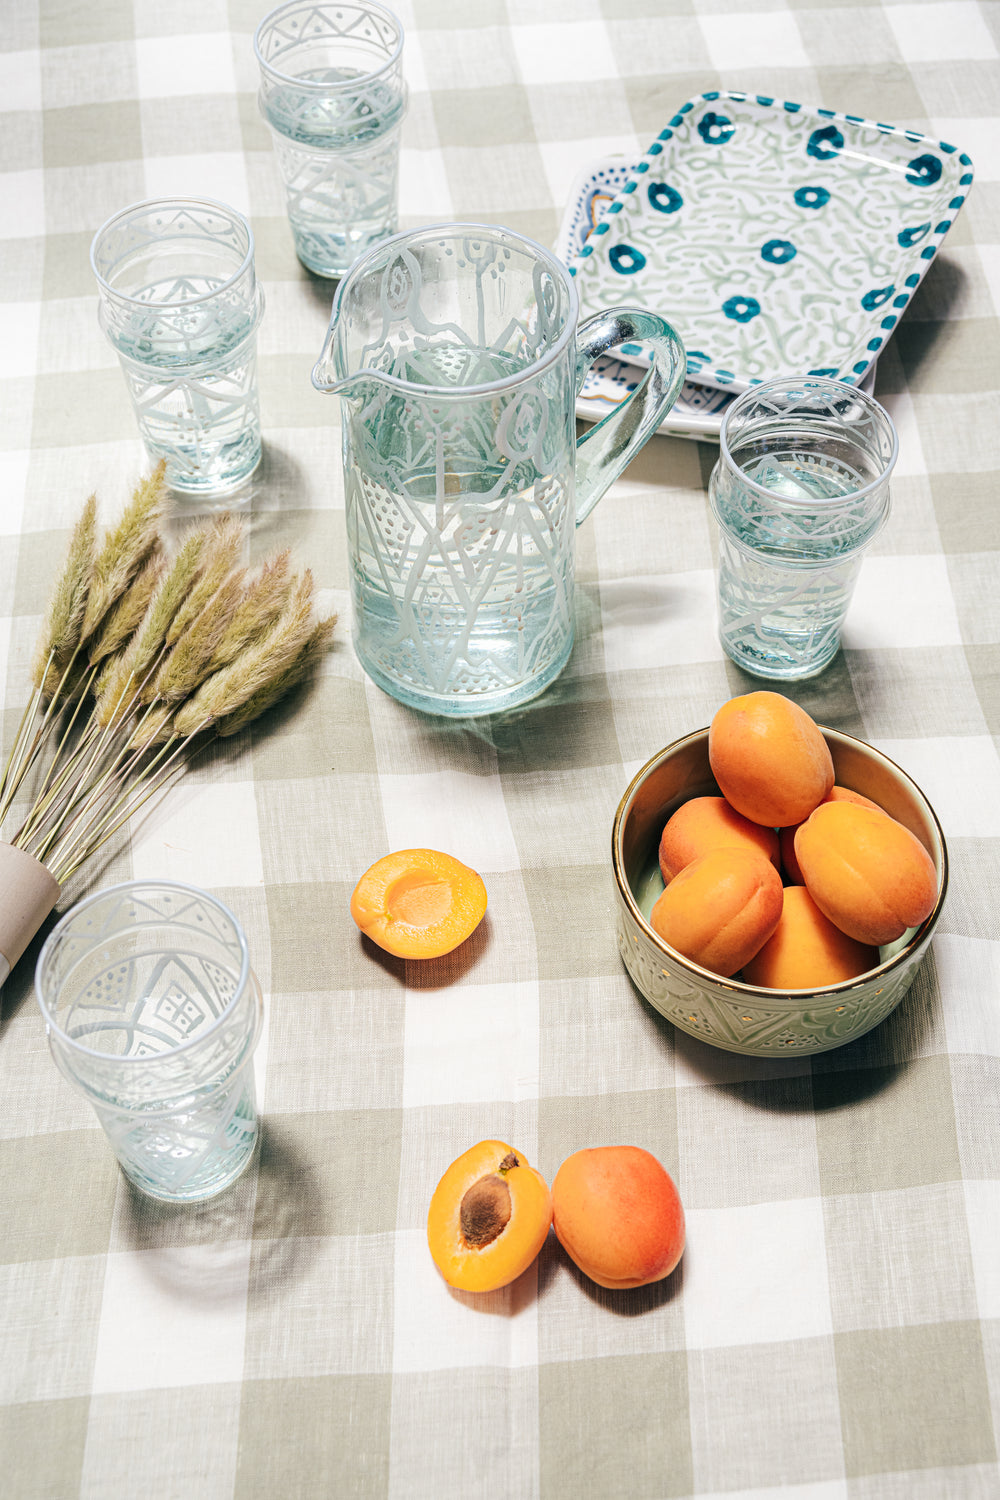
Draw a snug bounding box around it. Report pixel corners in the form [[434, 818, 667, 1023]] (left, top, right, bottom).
[[346, 343, 576, 714], [716, 447, 883, 680]]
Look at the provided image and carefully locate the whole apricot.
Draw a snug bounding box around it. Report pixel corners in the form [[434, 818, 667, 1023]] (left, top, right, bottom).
[[649, 845, 784, 977], [794, 801, 938, 947], [709, 691, 834, 827], [552, 1146, 685, 1290], [658, 796, 780, 883], [780, 786, 885, 884], [350, 848, 487, 958], [427, 1140, 552, 1293], [742, 884, 878, 989]]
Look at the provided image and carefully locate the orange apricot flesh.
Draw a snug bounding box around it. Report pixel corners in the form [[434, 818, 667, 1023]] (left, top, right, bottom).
[[709, 691, 834, 828], [427, 1140, 552, 1293], [350, 848, 487, 958], [742, 884, 878, 989], [780, 786, 885, 884], [658, 795, 780, 883], [649, 846, 784, 977], [793, 801, 938, 947], [552, 1146, 685, 1290]]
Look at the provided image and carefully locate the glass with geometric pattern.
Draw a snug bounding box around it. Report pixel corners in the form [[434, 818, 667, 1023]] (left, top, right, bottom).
[[36, 881, 263, 1203], [91, 198, 265, 495], [709, 376, 897, 680], [255, 0, 407, 277]]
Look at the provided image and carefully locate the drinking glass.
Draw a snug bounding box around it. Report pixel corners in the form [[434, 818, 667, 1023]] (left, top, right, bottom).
[[91, 198, 265, 495], [709, 376, 898, 680], [254, 0, 407, 278], [36, 881, 264, 1203], [311, 222, 687, 716]]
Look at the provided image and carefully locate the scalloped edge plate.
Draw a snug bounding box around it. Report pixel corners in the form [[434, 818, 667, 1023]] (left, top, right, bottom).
[[568, 91, 973, 394]]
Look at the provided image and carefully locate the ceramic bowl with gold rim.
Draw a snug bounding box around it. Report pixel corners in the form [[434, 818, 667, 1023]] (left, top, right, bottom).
[[611, 727, 948, 1057]]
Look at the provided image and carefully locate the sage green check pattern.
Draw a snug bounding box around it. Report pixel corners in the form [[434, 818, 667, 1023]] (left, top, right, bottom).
[[1, 0, 999, 1496]]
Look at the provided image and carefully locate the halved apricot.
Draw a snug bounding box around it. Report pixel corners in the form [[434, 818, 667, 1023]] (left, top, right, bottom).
[[427, 1140, 553, 1293], [350, 848, 487, 958]]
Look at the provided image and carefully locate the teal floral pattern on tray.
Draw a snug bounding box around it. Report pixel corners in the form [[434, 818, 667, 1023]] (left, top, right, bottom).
[[569, 92, 974, 393]]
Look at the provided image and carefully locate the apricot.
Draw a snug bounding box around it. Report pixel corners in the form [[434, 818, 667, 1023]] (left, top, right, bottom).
[[427, 1140, 553, 1293], [551, 1146, 684, 1290], [649, 845, 783, 977], [658, 795, 780, 883], [350, 848, 487, 958], [780, 786, 885, 884], [742, 884, 878, 989], [794, 801, 938, 947], [709, 691, 834, 828]]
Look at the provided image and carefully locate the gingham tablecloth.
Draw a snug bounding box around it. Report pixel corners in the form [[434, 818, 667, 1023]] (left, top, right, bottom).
[[2, 1, 999, 1496]]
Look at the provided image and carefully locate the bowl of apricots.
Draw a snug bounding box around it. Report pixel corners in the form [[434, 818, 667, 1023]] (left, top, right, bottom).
[[612, 691, 948, 1056]]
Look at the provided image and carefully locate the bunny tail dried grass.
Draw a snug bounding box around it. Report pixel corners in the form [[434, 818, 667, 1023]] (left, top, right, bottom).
[[80, 461, 166, 642], [166, 515, 245, 646], [32, 493, 98, 690], [172, 571, 319, 737], [209, 551, 293, 673], [217, 613, 336, 738], [87, 550, 165, 667], [151, 567, 246, 704], [94, 526, 207, 725]]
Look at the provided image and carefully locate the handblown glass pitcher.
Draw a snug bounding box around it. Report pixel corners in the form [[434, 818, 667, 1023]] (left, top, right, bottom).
[[312, 222, 686, 716]]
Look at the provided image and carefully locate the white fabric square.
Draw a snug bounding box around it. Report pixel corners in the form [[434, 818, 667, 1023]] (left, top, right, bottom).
[[539, 137, 639, 212], [841, 555, 962, 651], [978, 244, 1000, 321], [600, 570, 722, 673], [92, 1241, 252, 1393], [391, 1226, 539, 1373], [510, 20, 617, 84], [0, 171, 45, 239], [877, 389, 928, 479], [136, 33, 237, 99], [683, 1198, 833, 1349], [397, 24, 428, 95], [144, 153, 250, 216], [931, 118, 998, 181], [885, 2, 998, 61], [699, 11, 810, 71], [963, 1179, 1000, 1320], [398, 147, 452, 220], [129, 778, 265, 889], [378, 769, 521, 873], [37, 296, 116, 375], [0, 49, 41, 112], [402, 979, 539, 1107], [873, 734, 1000, 838], [0, 1256, 106, 1403], [936, 935, 1000, 1058], [0, 451, 29, 537]]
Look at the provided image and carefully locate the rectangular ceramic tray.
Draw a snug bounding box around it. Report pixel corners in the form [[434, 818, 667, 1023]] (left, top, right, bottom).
[[569, 92, 974, 394]]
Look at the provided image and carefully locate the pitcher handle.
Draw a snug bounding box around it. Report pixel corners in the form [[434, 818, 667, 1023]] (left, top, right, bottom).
[[573, 309, 687, 526]]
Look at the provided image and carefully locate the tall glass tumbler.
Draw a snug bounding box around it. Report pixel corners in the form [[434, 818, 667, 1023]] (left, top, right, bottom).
[[254, 0, 407, 278], [91, 198, 265, 495], [36, 882, 264, 1203], [709, 377, 898, 680]]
